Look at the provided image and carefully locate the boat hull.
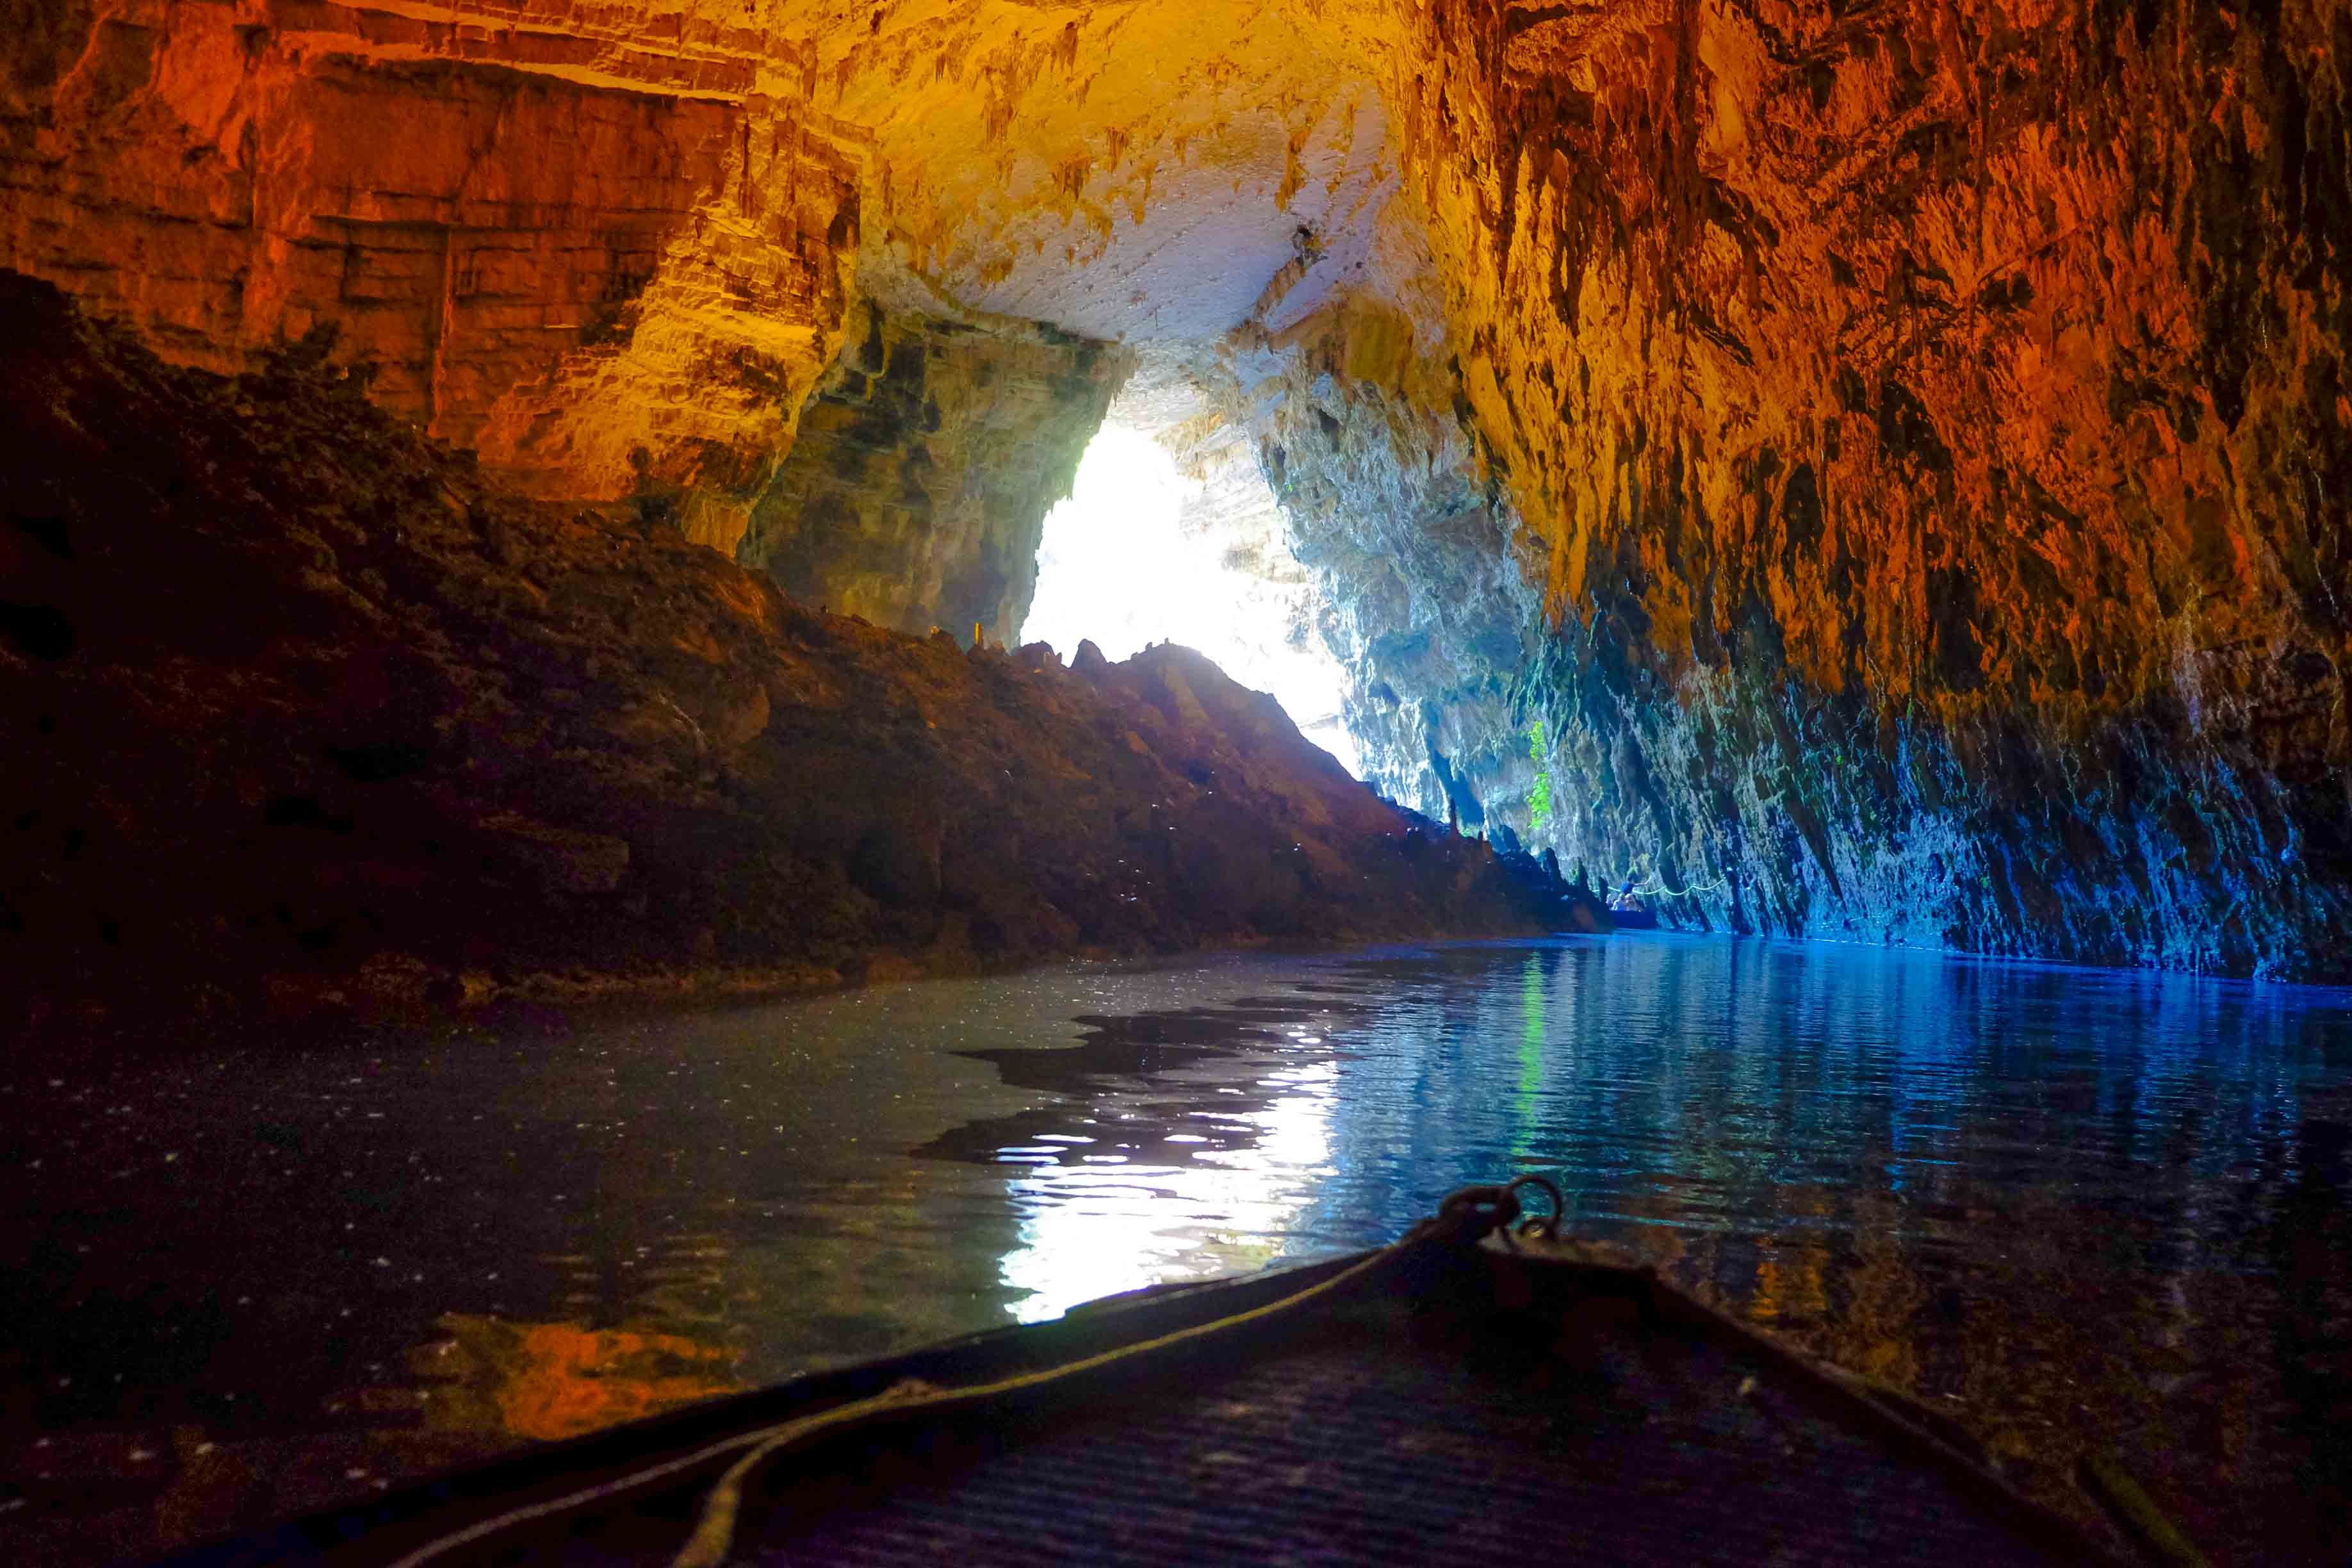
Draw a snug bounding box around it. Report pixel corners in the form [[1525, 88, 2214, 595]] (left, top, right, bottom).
[[160, 1214, 2128, 1567]]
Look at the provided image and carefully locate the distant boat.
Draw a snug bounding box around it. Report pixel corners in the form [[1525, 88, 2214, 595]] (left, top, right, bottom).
[[1610, 906, 1660, 930]]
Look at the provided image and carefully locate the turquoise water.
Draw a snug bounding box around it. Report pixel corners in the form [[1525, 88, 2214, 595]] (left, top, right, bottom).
[[4, 933, 2349, 1561]]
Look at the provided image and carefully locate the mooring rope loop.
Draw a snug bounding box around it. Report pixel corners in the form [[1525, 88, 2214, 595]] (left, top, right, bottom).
[[1435, 1181, 1521, 1234]]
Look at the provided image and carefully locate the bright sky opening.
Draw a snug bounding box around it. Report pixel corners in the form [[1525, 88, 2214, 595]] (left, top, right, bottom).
[[1022, 426, 1363, 778]]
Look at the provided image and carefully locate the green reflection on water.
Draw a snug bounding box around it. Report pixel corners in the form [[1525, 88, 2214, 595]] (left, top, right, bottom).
[[1517, 952, 1546, 1164]]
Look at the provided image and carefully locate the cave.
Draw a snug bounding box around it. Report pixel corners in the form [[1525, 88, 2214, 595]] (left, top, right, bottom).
[[3, 0, 2351, 1560]]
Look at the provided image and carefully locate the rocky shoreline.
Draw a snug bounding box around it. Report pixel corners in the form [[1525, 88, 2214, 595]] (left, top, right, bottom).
[[1, 276, 1601, 1040]]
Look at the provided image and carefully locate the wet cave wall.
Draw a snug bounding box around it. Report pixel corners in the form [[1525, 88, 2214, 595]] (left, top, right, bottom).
[[1232, 293, 1550, 833], [1234, 0, 2352, 980], [0, 0, 1134, 644]]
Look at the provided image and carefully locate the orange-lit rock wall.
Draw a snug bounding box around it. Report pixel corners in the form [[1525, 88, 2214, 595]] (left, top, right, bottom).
[[1393, 0, 2351, 721], [1268, 0, 2350, 975], [1, 0, 860, 506]]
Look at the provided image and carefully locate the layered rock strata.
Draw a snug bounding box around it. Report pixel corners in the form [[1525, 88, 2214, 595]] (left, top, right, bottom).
[[0, 278, 1588, 1034], [1, 0, 861, 510]]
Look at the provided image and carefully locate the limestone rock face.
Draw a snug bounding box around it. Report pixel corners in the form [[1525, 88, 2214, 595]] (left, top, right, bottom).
[[1, 0, 859, 508], [1229, 293, 1551, 831], [0, 0, 1383, 635], [740, 300, 1131, 642], [1339, 0, 2352, 977]]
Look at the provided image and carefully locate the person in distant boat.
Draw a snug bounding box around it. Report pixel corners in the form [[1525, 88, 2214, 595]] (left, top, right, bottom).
[[1608, 876, 1646, 914]]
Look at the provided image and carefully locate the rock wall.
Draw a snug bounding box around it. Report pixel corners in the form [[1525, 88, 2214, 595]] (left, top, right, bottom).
[[0, 0, 1389, 636], [740, 300, 1131, 643], [1228, 287, 1549, 833], [1241, 0, 2351, 979], [0, 277, 1590, 1034], [4, 0, 2348, 980], [1255, 278, 2352, 974], [1, 0, 861, 510]]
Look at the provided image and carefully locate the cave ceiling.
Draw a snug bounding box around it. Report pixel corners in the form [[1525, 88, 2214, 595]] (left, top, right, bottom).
[[822, 0, 1397, 345]]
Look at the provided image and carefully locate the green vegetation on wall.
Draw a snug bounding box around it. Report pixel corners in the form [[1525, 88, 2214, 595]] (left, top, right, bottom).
[[1527, 721, 1553, 832]]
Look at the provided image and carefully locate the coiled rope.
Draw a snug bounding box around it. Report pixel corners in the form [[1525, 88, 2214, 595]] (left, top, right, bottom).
[[388, 1177, 1562, 1568]]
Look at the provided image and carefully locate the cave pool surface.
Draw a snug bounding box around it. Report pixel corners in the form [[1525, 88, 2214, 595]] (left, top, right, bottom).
[[6, 933, 2351, 1562]]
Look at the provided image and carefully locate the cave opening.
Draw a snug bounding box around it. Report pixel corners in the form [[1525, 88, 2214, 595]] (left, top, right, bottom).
[[1020, 419, 1362, 779]]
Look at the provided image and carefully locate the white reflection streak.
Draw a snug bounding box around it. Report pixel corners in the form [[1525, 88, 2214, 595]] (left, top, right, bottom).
[[997, 1062, 1339, 1323]]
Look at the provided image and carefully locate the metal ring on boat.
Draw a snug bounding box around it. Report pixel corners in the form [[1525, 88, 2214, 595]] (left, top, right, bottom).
[[1503, 1173, 1567, 1241]]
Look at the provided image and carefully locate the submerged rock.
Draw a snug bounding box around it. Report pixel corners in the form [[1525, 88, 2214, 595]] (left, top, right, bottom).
[[0, 277, 1589, 1033]]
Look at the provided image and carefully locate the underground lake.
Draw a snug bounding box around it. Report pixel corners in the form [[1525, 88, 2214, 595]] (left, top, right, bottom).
[[5, 935, 2349, 1563], [8, 0, 2352, 1559]]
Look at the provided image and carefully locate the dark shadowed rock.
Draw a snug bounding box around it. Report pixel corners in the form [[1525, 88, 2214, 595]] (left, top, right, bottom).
[[0, 279, 1571, 1034]]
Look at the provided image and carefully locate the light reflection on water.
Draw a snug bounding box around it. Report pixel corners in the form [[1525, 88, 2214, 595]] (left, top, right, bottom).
[[999, 1057, 1337, 1321], [4, 935, 2349, 1563]]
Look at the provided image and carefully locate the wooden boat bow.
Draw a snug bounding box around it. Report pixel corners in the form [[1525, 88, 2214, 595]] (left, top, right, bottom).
[[163, 1179, 2168, 1568]]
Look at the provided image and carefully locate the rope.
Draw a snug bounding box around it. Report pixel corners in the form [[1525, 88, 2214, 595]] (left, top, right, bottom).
[[671, 1248, 1394, 1568], [388, 1182, 1544, 1568]]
